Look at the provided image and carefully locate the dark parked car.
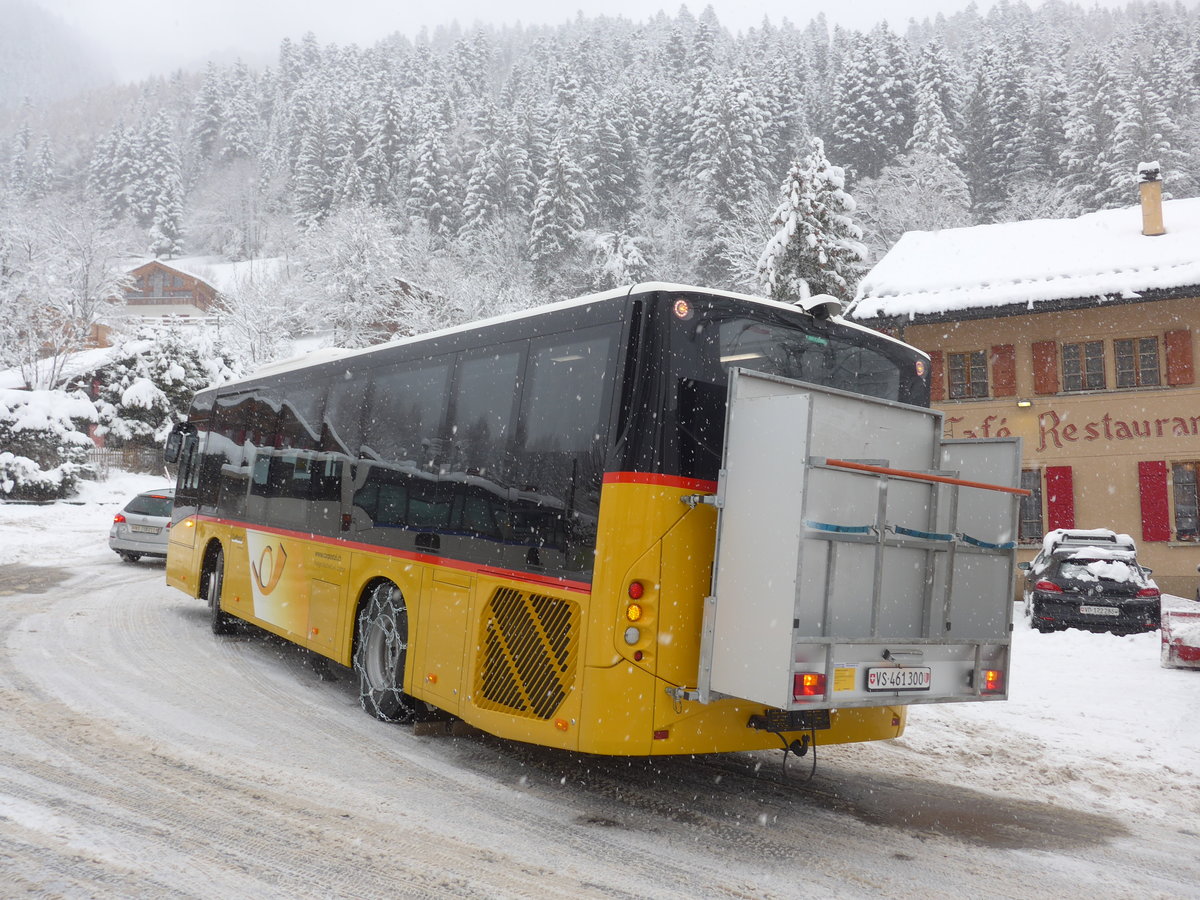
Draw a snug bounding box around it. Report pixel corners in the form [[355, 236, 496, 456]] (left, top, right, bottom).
[[1021, 529, 1160, 634], [108, 488, 174, 562]]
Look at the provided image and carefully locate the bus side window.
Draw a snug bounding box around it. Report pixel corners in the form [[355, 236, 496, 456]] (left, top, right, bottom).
[[512, 326, 616, 571], [355, 360, 452, 540]]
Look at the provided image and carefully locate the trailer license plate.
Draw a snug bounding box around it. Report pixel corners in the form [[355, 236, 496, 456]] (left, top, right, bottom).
[[130, 524, 160, 534], [1080, 605, 1119, 616], [866, 667, 932, 691]]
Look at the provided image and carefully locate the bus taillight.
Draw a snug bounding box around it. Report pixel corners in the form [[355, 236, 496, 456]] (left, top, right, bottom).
[[628, 581, 644, 599]]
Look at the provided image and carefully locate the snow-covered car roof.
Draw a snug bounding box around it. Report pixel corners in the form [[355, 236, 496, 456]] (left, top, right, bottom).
[[1042, 528, 1137, 557]]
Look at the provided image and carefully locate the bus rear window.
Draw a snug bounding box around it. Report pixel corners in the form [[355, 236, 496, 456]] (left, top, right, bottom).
[[667, 299, 923, 481]]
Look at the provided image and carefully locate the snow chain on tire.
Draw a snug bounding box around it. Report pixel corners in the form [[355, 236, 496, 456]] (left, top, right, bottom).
[[354, 581, 418, 723]]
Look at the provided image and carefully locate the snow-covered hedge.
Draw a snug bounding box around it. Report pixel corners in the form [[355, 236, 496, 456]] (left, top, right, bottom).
[[0, 388, 98, 501]]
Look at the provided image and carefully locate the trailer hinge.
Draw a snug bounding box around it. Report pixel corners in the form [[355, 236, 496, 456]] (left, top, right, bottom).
[[681, 494, 720, 509], [666, 686, 701, 703]]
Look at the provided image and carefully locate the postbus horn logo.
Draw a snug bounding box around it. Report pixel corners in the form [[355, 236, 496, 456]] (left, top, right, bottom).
[[251, 543, 288, 595]]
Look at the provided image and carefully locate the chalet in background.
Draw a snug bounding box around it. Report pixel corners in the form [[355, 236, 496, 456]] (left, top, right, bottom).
[[852, 167, 1200, 597]]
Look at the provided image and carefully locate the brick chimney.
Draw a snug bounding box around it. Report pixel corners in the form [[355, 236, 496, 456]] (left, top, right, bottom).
[[1137, 161, 1165, 236]]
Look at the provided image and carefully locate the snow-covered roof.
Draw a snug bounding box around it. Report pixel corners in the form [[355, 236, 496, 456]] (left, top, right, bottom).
[[123, 256, 290, 294], [851, 197, 1200, 320]]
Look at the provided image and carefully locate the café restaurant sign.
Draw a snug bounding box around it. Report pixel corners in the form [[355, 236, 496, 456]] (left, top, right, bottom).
[[944, 407, 1200, 453]]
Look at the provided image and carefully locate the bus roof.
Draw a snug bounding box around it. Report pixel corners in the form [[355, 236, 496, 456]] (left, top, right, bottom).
[[214, 283, 925, 392]]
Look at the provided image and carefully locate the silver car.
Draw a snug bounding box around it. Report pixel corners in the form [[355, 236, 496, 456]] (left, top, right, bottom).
[[108, 488, 175, 562]]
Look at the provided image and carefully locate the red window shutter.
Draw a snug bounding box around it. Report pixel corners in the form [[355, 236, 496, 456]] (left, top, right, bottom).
[[1165, 329, 1194, 386], [927, 349, 944, 402], [1032, 341, 1059, 394], [1138, 460, 1171, 542], [991, 344, 1016, 397], [1045, 466, 1075, 531]]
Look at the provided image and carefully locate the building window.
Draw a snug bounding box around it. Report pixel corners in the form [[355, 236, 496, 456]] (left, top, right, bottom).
[[1061, 341, 1105, 392], [947, 350, 988, 399], [1173, 462, 1199, 541], [1019, 469, 1044, 542], [1115, 337, 1160, 388]]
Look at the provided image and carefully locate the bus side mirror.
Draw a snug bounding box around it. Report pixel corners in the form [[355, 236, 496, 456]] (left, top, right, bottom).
[[164, 429, 184, 464]]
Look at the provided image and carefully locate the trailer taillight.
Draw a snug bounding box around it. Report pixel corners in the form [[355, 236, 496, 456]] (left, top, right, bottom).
[[974, 672, 1003, 696], [793, 672, 826, 699]]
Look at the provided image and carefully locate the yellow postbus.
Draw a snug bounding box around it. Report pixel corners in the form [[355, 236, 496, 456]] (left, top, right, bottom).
[[164, 284, 1017, 756]]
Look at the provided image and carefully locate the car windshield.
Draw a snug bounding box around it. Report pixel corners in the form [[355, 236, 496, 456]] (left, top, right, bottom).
[[125, 494, 173, 517]]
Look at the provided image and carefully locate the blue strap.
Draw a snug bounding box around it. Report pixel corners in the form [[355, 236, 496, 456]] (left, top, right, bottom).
[[959, 532, 1016, 550], [893, 525, 956, 542], [803, 519, 874, 535]]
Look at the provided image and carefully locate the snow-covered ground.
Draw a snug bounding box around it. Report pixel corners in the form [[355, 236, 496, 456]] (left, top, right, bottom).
[[2, 472, 1199, 898]]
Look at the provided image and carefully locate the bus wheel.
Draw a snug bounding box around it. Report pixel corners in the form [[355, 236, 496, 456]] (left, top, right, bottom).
[[204, 546, 237, 635], [354, 581, 417, 723]]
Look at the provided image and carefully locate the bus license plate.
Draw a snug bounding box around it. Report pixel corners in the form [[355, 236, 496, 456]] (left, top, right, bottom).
[[131, 524, 161, 534], [866, 667, 932, 692], [1080, 605, 1119, 616]]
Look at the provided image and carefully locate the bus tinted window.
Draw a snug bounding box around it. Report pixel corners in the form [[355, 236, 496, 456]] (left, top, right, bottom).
[[450, 347, 523, 476], [323, 372, 369, 456], [365, 362, 450, 467], [351, 360, 453, 543], [510, 326, 616, 571], [668, 297, 920, 482]]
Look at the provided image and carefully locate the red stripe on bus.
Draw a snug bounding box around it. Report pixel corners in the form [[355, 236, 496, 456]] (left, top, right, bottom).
[[603, 472, 718, 493], [194, 516, 592, 594]]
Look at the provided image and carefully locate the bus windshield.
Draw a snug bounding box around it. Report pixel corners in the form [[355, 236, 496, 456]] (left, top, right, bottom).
[[664, 293, 928, 482]]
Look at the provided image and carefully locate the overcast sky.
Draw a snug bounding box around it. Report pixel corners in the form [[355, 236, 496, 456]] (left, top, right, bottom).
[[44, 0, 1129, 82]]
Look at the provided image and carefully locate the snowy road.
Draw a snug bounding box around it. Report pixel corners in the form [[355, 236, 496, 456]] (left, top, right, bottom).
[[2, 481, 1199, 898]]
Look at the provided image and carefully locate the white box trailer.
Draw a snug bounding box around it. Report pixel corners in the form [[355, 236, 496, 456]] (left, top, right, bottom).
[[694, 369, 1022, 721]]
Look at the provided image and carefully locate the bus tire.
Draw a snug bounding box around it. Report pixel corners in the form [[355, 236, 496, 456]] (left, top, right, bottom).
[[354, 581, 418, 723], [204, 546, 237, 635]]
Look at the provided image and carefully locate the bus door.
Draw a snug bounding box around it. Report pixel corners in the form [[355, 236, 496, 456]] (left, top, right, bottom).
[[306, 451, 350, 655]]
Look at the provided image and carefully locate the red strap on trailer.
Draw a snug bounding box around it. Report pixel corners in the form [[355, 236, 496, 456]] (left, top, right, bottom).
[[822, 458, 1033, 497]]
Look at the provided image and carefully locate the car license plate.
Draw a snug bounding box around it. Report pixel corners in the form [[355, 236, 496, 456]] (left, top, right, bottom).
[[1079, 605, 1119, 616], [130, 524, 161, 534], [866, 667, 932, 692]]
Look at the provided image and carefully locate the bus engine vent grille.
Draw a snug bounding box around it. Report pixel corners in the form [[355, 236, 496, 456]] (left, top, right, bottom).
[[476, 587, 579, 720]]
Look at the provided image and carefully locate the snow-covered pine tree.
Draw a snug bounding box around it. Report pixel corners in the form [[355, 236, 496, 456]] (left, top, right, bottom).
[[756, 137, 866, 303], [221, 61, 260, 161], [7, 124, 30, 195], [406, 123, 457, 241], [870, 23, 916, 164], [189, 63, 224, 162], [26, 135, 54, 200], [361, 82, 407, 208], [582, 91, 640, 228], [829, 35, 891, 183], [690, 70, 771, 282], [291, 103, 337, 230], [133, 114, 185, 255], [1058, 43, 1121, 215], [909, 40, 963, 163], [1101, 52, 1196, 208], [528, 133, 591, 288], [961, 46, 1005, 222]]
